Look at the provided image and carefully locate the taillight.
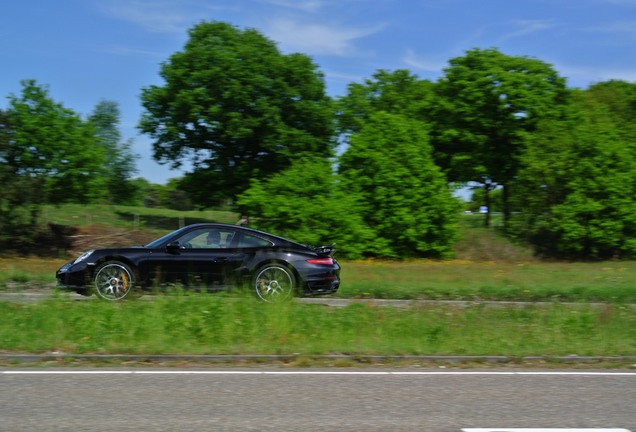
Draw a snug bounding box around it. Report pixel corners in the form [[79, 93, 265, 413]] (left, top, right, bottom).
[[306, 257, 334, 265]]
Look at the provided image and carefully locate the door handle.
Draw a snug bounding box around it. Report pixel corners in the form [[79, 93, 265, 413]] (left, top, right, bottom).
[[213, 258, 229, 263]]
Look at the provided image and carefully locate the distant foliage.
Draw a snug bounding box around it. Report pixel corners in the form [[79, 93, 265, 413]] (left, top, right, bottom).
[[88, 100, 139, 205]]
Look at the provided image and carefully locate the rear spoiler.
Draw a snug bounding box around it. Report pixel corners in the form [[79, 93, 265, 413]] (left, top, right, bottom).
[[311, 243, 336, 255]]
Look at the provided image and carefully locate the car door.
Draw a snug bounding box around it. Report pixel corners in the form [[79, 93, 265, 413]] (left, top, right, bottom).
[[140, 245, 202, 286], [172, 227, 245, 288], [138, 228, 227, 287]]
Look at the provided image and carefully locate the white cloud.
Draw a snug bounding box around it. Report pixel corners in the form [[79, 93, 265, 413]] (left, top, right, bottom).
[[592, 0, 636, 5], [586, 20, 636, 39], [265, 18, 384, 56], [257, 0, 328, 13], [402, 49, 446, 74], [500, 19, 556, 41], [103, 45, 166, 57], [99, 0, 192, 33], [323, 69, 366, 85], [554, 61, 636, 87]]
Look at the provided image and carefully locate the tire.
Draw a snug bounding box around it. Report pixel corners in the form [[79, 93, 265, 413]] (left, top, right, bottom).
[[254, 264, 295, 303], [93, 261, 136, 301]]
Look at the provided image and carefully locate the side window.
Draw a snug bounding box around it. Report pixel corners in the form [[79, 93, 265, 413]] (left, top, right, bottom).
[[179, 228, 236, 249], [237, 234, 272, 248], [220, 231, 235, 248], [204, 230, 235, 248], [178, 229, 208, 248]]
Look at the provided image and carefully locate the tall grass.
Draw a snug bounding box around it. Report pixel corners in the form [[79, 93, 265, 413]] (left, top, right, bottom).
[[0, 258, 65, 288], [1, 292, 634, 357], [339, 260, 636, 302]]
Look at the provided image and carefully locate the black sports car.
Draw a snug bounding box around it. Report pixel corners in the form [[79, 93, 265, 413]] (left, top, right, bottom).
[[56, 223, 340, 302]]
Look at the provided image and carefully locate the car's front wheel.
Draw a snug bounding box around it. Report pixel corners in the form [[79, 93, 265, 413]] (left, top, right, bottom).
[[93, 261, 135, 300], [254, 264, 295, 303]]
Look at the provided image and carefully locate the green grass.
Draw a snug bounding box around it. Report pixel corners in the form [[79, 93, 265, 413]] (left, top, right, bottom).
[[41, 204, 237, 230], [338, 260, 636, 303], [1, 292, 634, 357], [0, 258, 65, 289]]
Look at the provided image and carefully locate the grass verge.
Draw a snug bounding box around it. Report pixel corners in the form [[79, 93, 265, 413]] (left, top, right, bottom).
[[339, 260, 636, 303], [1, 291, 634, 358]]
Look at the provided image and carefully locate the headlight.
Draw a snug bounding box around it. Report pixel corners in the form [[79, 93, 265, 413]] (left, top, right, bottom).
[[73, 250, 94, 264]]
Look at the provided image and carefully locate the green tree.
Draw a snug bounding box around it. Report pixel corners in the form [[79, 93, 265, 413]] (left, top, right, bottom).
[[585, 80, 636, 145], [236, 156, 373, 259], [163, 178, 193, 210], [88, 100, 138, 204], [0, 107, 46, 249], [126, 177, 153, 207], [337, 69, 434, 134], [432, 48, 568, 228], [513, 90, 636, 258], [339, 112, 460, 258], [7, 80, 107, 204], [139, 21, 335, 207]]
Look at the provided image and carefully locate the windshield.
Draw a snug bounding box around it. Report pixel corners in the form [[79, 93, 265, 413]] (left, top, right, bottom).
[[144, 226, 193, 248]]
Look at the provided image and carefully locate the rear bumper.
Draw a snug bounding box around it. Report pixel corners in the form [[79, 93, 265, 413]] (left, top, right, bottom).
[[302, 274, 340, 296]]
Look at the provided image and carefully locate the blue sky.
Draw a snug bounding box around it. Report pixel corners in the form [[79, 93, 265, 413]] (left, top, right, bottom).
[[2, 0, 636, 184]]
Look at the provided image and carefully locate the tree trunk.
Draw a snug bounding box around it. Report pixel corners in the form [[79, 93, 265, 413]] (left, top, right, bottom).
[[502, 184, 510, 232], [483, 183, 491, 228]]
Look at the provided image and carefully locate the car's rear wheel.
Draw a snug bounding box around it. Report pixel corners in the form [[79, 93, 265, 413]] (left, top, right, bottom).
[[94, 261, 135, 300], [254, 264, 295, 303]]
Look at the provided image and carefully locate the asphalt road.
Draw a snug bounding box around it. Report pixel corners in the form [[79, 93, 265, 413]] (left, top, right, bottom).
[[3, 289, 633, 309], [1, 369, 634, 431]]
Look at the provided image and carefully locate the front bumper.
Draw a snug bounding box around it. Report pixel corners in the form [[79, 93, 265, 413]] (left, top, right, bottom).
[[56, 261, 92, 293]]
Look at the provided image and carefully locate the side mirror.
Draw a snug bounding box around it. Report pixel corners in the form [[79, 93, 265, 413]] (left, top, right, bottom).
[[166, 241, 181, 253]]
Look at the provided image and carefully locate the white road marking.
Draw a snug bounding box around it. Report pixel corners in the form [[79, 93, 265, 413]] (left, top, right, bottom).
[[462, 429, 631, 432], [1, 370, 636, 376]]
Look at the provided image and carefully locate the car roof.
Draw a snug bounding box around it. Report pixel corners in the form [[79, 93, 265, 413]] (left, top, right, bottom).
[[179, 223, 302, 246]]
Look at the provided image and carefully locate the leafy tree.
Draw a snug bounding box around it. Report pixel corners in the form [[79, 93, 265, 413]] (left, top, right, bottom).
[[88, 100, 138, 204], [6, 80, 107, 204], [334, 70, 459, 257], [585, 80, 636, 145], [128, 177, 193, 210], [236, 156, 373, 259], [139, 21, 335, 207], [2, 82, 106, 251], [163, 178, 193, 210], [338, 112, 460, 258], [432, 48, 568, 228], [513, 90, 636, 258], [0, 107, 45, 249], [337, 69, 434, 134], [125, 177, 153, 207]]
